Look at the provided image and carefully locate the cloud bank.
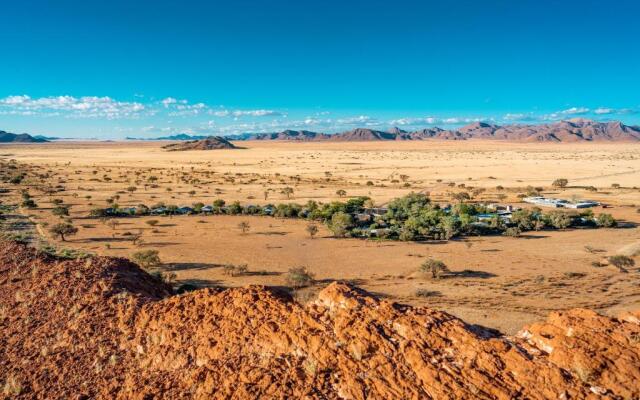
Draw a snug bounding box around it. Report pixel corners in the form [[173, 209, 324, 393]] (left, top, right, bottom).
[[1, 93, 638, 138]]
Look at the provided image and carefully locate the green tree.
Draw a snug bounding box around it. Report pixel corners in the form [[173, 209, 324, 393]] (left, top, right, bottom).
[[452, 192, 471, 203], [552, 178, 568, 188], [49, 223, 78, 241], [329, 212, 352, 237], [547, 211, 571, 229], [52, 205, 70, 217], [281, 186, 294, 199], [511, 209, 536, 230], [420, 259, 449, 279]]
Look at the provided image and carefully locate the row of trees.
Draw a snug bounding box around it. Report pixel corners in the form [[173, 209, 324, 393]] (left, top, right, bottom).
[[89, 192, 617, 242], [349, 193, 616, 241]]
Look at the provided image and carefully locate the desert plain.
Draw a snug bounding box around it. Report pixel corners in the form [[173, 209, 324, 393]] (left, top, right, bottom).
[[2, 139, 639, 333]]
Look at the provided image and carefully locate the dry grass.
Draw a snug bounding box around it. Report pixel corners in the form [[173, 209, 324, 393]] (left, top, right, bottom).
[[2, 140, 640, 333]]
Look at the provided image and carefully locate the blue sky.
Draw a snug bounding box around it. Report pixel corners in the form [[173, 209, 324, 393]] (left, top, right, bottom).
[[1, 0, 639, 138]]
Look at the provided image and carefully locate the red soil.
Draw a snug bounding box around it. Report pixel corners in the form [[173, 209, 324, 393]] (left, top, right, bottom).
[[1, 240, 638, 399]]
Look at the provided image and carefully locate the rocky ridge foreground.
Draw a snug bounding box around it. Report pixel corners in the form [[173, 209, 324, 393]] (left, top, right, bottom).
[[0, 240, 638, 399], [247, 119, 640, 142]]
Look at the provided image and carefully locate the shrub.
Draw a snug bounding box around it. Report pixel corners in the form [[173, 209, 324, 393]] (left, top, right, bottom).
[[608, 255, 635, 272], [21, 199, 37, 209], [52, 206, 70, 217], [503, 227, 521, 237], [552, 178, 568, 188], [306, 223, 319, 239], [415, 289, 440, 297], [596, 213, 617, 228], [237, 221, 250, 234], [281, 187, 294, 199], [235, 264, 248, 275], [399, 228, 416, 241], [176, 283, 198, 294], [89, 208, 107, 217], [145, 219, 159, 227], [222, 264, 236, 276], [132, 249, 162, 270], [419, 259, 449, 279], [286, 266, 315, 288]]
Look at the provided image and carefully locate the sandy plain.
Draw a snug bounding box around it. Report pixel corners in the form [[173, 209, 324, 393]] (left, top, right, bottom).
[[2, 139, 640, 333]]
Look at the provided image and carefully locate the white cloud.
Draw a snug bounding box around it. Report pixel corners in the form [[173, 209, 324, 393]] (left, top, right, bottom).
[[210, 110, 230, 117], [231, 109, 284, 117], [0, 95, 146, 119], [161, 97, 177, 107], [560, 107, 590, 115], [336, 115, 376, 125], [389, 116, 493, 126], [502, 113, 536, 121], [593, 107, 637, 115], [204, 108, 286, 118]]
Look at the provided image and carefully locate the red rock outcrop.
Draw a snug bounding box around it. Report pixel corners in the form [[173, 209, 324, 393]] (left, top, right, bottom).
[[162, 136, 239, 151], [0, 240, 638, 399]]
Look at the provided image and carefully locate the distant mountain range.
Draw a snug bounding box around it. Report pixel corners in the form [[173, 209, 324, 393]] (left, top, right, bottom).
[[127, 133, 256, 141], [246, 119, 640, 142], [0, 130, 49, 143], [129, 119, 640, 143]]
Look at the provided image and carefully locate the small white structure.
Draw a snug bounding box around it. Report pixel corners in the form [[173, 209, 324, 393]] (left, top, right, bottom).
[[523, 196, 598, 209], [564, 201, 599, 209], [364, 207, 388, 216]]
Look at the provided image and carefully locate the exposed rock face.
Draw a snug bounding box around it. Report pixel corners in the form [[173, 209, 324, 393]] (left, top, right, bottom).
[[388, 126, 408, 135], [0, 130, 48, 143], [162, 136, 239, 151], [328, 128, 399, 141], [0, 240, 638, 399], [252, 129, 331, 141], [249, 120, 640, 142]]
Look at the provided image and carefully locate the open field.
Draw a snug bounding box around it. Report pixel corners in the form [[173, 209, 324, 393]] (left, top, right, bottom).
[[2, 140, 640, 333]]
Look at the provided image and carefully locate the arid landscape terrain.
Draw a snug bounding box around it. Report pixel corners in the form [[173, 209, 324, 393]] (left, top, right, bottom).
[[1, 139, 639, 335], [3, 1, 640, 397]]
